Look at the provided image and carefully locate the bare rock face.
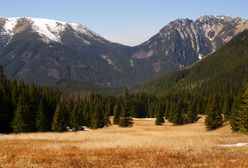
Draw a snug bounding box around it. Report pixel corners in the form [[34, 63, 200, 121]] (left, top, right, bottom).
[[0, 16, 247, 88], [132, 15, 248, 75]]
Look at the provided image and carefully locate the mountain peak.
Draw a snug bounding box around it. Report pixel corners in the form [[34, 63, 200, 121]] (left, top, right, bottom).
[[198, 15, 246, 22], [0, 17, 103, 44], [1, 15, 248, 87]]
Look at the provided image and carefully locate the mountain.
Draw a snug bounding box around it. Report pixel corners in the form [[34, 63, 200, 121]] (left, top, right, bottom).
[[142, 30, 248, 96], [131, 15, 248, 76], [0, 16, 247, 90], [0, 17, 134, 87]]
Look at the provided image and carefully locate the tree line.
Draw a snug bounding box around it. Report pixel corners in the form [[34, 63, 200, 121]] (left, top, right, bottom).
[[0, 65, 247, 133], [0, 66, 160, 133]]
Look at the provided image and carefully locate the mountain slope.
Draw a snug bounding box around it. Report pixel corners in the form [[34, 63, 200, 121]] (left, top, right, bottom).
[[0, 16, 248, 90], [132, 15, 248, 75], [142, 30, 248, 95], [0, 17, 135, 86]]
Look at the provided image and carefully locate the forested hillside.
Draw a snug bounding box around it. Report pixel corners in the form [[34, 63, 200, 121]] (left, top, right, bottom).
[[143, 30, 248, 96], [142, 30, 248, 132], [0, 65, 166, 133], [1, 31, 248, 133]]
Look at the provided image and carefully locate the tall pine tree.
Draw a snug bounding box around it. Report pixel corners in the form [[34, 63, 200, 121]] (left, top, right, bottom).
[[91, 100, 105, 129], [205, 95, 223, 130], [230, 85, 248, 133], [52, 102, 67, 132], [113, 101, 121, 125], [11, 95, 31, 133], [118, 89, 133, 127], [70, 103, 84, 130], [36, 99, 49, 132]]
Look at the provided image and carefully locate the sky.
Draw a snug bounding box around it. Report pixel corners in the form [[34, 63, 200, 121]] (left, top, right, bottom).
[[0, 0, 247, 46]]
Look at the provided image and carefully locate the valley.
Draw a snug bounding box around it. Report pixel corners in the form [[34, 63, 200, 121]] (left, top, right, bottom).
[[0, 2, 248, 167]]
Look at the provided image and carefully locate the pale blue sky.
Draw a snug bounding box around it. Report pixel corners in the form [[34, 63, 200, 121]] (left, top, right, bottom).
[[0, 0, 247, 46]]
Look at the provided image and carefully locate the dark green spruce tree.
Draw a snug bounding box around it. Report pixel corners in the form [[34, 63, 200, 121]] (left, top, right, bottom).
[[11, 95, 31, 133], [230, 85, 248, 133], [70, 103, 84, 131], [118, 89, 133, 127], [155, 112, 165, 125], [205, 95, 223, 130], [52, 102, 67, 132], [187, 100, 198, 123], [91, 100, 105, 129], [0, 65, 14, 133], [155, 103, 165, 125], [36, 99, 49, 132], [113, 101, 121, 125], [172, 99, 186, 125], [222, 95, 233, 121]]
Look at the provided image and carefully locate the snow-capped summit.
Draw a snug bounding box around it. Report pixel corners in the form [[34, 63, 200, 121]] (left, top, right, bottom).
[[0, 16, 131, 87], [0, 17, 104, 44], [0, 15, 248, 88]]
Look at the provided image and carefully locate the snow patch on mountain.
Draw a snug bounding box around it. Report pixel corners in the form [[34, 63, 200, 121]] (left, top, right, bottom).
[[2, 18, 18, 36], [30, 18, 66, 43], [71, 24, 92, 36], [198, 54, 203, 60], [1, 17, 104, 44]]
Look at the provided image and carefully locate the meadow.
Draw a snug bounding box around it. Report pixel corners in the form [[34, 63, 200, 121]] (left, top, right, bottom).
[[0, 116, 247, 168]]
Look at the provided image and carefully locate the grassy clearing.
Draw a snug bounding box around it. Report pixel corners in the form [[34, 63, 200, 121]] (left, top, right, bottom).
[[0, 116, 247, 167]]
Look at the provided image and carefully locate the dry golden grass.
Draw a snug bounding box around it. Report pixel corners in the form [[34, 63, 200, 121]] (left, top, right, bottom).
[[0, 116, 247, 167]]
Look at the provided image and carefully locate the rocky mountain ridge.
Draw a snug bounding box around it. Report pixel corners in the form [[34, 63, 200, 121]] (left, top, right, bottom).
[[0, 16, 247, 89], [132, 15, 248, 74]]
